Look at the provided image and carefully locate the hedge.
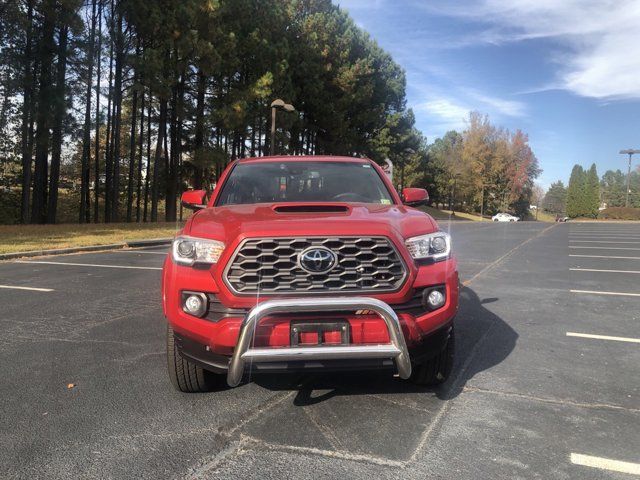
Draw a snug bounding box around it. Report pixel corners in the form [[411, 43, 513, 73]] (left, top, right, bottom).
[[598, 207, 640, 220]]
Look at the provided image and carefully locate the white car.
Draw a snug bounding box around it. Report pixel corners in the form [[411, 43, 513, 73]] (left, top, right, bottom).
[[492, 212, 520, 222]]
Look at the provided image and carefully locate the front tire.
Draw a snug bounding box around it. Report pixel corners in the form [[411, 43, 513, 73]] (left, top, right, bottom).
[[409, 328, 455, 386], [167, 325, 222, 392]]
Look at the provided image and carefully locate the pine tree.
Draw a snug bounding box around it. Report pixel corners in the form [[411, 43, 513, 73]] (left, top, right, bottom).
[[543, 181, 567, 214], [1, 0, 546, 224], [585, 163, 600, 218], [566, 164, 586, 218]]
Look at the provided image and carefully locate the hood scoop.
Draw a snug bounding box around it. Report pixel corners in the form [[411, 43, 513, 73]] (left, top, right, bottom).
[[272, 204, 350, 214]]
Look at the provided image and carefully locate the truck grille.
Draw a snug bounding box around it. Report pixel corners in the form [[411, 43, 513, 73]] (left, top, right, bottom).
[[224, 237, 407, 295]]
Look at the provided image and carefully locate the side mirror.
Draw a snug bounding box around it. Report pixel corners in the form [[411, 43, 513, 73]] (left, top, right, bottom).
[[402, 187, 428, 206], [181, 190, 207, 210]]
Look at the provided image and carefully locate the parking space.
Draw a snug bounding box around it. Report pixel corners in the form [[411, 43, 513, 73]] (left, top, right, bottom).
[[570, 224, 640, 301], [562, 223, 640, 477], [1, 222, 639, 479]]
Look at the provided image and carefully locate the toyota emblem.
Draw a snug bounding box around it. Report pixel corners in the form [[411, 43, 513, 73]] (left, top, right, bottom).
[[299, 247, 337, 273]]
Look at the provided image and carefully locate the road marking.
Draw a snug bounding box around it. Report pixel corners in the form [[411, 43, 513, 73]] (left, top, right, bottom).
[[570, 254, 640, 260], [0, 284, 54, 292], [569, 237, 640, 241], [462, 223, 557, 286], [570, 453, 640, 475], [571, 289, 640, 297], [14, 260, 162, 271], [570, 268, 640, 274], [570, 240, 640, 244], [117, 250, 167, 255], [569, 234, 640, 237], [566, 332, 640, 344], [570, 246, 640, 250]]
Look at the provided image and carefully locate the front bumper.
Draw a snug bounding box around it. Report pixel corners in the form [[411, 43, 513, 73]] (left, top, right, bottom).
[[163, 255, 459, 385], [226, 297, 411, 386], [164, 256, 458, 347], [174, 311, 453, 386]]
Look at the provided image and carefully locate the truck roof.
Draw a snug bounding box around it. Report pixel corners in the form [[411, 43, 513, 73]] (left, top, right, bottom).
[[237, 155, 371, 164]]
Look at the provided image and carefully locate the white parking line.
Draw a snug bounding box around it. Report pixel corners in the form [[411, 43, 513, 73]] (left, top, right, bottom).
[[14, 260, 162, 271], [569, 232, 640, 235], [570, 240, 640, 244], [0, 284, 54, 292], [571, 289, 640, 297], [570, 453, 640, 475], [569, 235, 640, 239], [117, 250, 168, 255], [570, 254, 640, 260], [569, 246, 640, 250], [570, 268, 640, 274], [566, 332, 640, 344]]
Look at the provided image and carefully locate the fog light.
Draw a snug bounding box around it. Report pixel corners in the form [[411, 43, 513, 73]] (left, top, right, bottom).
[[422, 287, 446, 311], [182, 292, 207, 317]]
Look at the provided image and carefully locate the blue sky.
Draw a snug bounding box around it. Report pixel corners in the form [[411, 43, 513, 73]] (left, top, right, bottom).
[[338, 0, 640, 189]]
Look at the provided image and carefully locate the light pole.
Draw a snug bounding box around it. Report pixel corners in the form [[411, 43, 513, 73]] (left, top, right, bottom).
[[619, 149, 640, 207], [270, 99, 295, 156]]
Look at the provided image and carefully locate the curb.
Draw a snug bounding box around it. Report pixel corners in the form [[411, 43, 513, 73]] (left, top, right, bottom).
[[0, 237, 173, 261]]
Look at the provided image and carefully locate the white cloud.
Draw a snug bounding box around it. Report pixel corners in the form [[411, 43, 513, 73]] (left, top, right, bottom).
[[462, 89, 527, 117], [415, 89, 525, 125], [424, 0, 640, 100], [414, 98, 469, 139], [417, 98, 468, 121]]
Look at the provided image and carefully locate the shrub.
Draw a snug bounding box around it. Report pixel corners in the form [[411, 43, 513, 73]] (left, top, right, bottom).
[[0, 188, 20, 224], [598, 207, 640, 220]]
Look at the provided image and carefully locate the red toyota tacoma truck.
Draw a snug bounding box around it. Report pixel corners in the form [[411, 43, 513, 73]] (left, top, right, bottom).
[[162, 156, 459, 392]]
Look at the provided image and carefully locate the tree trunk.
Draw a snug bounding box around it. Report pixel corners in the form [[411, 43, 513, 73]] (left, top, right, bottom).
[[110, 8, 124, 222], [136, 84, 145, 222], [143, 98, 151, 222], [163, 120, 169, 216], [31, 1, 56, 224], [165, 81, 178, 222], [176, 73, 185, 221], [250, 115, 256, 157], [20, 0, 35, 224], [103, 1, 115, 222], [151, 98, 167, 222], [47, 24, 69, 224], [125, 82, 138, 222], [126, 40, 140, 222], [257, 112, 263, 156], [193, 69, 205, 189], [93, 0, 103, 222], [80, 0, 97, 223]]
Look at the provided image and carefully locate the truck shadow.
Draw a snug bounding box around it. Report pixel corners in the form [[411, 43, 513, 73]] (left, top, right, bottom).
[[250, 286, 518, 404]]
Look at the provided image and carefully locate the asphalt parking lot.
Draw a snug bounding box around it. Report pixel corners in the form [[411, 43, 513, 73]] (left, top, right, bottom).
[[1, 221, 639, 479]]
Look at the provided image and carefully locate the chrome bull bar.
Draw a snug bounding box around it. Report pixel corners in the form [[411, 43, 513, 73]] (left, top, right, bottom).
[[226, 297, 412, 387]]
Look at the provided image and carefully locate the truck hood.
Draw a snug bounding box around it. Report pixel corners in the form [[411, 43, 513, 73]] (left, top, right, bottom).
[[185, 203, 438, 243]]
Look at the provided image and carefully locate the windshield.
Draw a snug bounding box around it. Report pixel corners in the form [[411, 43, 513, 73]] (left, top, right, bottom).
[[215, 161, 394, 206]]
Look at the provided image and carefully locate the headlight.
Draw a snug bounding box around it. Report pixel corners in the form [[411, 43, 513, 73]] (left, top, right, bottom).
[[405, 231, 451, 261], [172, 236, 225, 266]]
